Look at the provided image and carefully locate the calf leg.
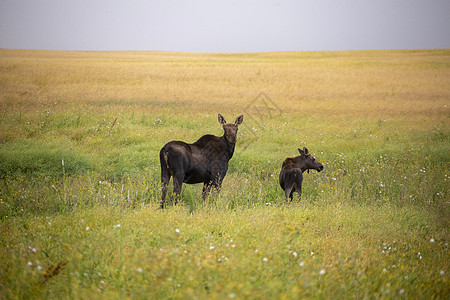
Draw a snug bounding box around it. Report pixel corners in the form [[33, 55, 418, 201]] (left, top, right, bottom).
[[289, 190, 294, 201], [294, 175, 303, 200], [284, 185, 293, 202]]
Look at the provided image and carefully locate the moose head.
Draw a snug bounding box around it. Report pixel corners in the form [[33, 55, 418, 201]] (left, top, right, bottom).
[[298, 147, 324, 173], [218, 114, 244, 144]]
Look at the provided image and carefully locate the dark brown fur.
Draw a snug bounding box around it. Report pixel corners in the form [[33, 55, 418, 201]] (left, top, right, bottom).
[[279, 147, 323, 201], [160, 114, 243, 208]]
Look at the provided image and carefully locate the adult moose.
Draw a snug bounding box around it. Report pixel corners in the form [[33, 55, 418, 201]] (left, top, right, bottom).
[[159, 114, 244, 208], [279, 147, 323, 201]]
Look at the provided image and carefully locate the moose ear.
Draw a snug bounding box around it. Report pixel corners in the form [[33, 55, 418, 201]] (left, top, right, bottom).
[[303, 147, 309, 154], [218, 114, 226, 125], [234, 115, 244, 125], [298, 148, 305, 156]]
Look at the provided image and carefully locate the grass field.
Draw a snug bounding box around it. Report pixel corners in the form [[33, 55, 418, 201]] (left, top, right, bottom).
[[0, 49, 449, 299]]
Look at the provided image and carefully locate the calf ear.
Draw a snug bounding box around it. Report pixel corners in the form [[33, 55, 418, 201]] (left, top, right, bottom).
[[303, 147, 309, 154], [298, 148, 305, 156], [218, 114, 227, 125], [234, 115, 244, 125]]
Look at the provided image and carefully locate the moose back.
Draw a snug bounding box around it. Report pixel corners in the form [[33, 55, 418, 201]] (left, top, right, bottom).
[[279, 147, 323, 201], [159, 114, 243, 208]]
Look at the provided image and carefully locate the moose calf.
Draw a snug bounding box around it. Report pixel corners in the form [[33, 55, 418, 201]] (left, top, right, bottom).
[[159, 114, 243, 208], [279, 147, 323, 201]]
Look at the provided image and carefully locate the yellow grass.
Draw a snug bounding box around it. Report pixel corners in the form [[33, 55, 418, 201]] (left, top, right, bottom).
[[1, 49, 449, 119]]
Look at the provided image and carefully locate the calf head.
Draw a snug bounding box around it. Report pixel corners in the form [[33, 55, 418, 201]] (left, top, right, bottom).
[[299, 147, 324, 172], [218, 114, 244, 143]]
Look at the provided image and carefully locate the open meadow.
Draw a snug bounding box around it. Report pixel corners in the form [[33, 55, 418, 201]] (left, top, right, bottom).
[[0, 49, 449, 299]]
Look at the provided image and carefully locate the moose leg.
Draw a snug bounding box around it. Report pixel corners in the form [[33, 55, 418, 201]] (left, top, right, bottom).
[[160, 179, 170, 209], [172, 172, 184, 205], [210, 176, 223, 199], [202, 182, 212, 200], [212, 177, 222, 195], [214, 184, 222, 195], [160, 171, 171, 209]]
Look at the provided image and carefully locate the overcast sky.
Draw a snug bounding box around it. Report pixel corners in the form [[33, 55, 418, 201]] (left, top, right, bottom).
[[1, 0, 449, 52]]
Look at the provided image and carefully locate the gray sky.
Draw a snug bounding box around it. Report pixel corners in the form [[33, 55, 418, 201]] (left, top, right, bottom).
[[1, 0, 449, 52]]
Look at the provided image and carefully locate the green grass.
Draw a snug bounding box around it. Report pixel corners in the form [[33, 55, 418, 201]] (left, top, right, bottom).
[[1, 204, 448, 299], [0, 49, 449, 299]]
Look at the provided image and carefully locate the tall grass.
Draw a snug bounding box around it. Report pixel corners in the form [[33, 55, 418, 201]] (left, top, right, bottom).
[[0, 49, 448, 299], [1, 204, 448, 299]]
